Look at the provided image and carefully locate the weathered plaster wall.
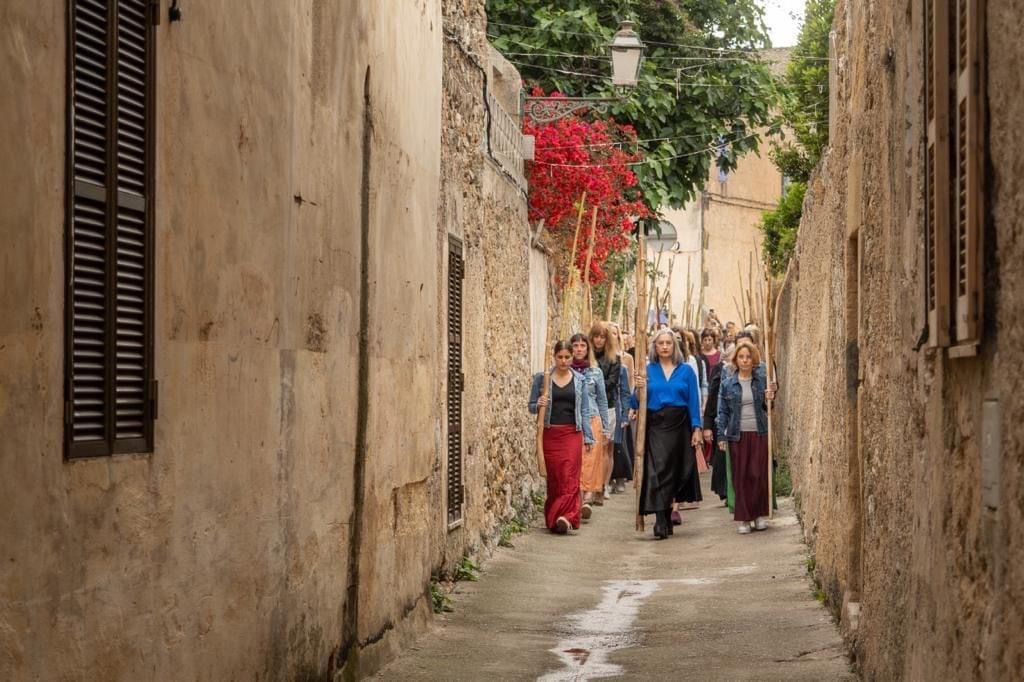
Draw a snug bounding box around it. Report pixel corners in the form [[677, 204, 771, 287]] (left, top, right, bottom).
[[774, 0, 1024, 679], [702, 148, 780, 327], [1, 1, 443, 679]]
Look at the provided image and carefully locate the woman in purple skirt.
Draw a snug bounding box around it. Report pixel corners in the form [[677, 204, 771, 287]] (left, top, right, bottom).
[[715, 340, 775, 534]]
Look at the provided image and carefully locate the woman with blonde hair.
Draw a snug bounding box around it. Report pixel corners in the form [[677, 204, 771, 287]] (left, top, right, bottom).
[[569, 333, 609, 516], [630, 328, 703, 539], [589, 321, 631, 498], [606, 322, 635, 493], [716, 339, 775, 534]]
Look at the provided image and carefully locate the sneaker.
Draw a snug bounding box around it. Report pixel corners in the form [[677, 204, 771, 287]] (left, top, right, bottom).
[[614, 480, 627, 494], [581, 503, 593, 520], [604, 485, 613, 498], [754, 516, 769, 531], [555, 517, 571, 534], [670, 510, 682, 525], [737, 522, 752, 535], [592, 495, 604, 507]]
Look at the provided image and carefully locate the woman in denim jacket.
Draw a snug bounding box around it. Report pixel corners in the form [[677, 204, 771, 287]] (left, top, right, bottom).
[[716, 340, 776, 534], [528, 340, 596, 534], [568, 333, 609, 515]]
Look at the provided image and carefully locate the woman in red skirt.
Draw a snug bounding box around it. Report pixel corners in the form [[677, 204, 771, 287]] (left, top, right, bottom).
[[715, 340, 776, 534], [529, 340, 597, 533]]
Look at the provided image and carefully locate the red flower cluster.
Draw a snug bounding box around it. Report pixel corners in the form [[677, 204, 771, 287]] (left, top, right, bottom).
[[524, 90, 651, 285]]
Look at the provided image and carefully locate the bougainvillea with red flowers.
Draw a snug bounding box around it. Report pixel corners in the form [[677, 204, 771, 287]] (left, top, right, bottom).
[[525, 90, 652, 286]]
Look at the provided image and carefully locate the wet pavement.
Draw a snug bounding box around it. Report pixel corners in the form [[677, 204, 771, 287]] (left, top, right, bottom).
[[374, 473, 854, 681]]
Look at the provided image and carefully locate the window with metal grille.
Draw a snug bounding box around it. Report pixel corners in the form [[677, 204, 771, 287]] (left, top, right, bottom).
[[923, 0, 985, 352], [65, 0, 157, 458], [446, 239, 465, 526]]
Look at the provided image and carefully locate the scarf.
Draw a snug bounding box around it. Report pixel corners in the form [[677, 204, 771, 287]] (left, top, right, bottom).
[[571, 358, 590, 373]]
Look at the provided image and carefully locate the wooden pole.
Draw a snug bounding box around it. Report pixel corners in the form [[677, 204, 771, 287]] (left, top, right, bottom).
[[634, 231, 649, 531], [604, 281, 616, 322], [581, 206, 598, 330], [536, 319, 554, 478], [560, 193, 587, 339], [762, 264, 774, 518]]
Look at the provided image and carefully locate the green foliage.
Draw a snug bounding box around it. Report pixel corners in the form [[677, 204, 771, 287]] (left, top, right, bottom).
[[760, 181, 805, 276], [453, 557, 481, 582], [487, 0, 780, 210], [498, 518, 528, 548], [770, 0, 835, 182], [773, 456, 793, 497], [805, 554, 816, 574], [430, 579, 452, 613]]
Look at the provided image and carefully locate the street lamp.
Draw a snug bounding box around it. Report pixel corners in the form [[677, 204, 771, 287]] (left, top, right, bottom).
[[522, 19, 645, 124]]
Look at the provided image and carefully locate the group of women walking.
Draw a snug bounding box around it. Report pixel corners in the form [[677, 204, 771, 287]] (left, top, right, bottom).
[[529, 318, 775, 539]]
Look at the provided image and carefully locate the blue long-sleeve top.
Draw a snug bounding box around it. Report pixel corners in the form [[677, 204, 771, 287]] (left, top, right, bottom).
[[630, 361, 702, 430]]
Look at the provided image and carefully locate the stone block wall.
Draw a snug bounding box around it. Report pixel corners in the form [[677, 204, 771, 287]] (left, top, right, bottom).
[[774, 0, 1024, 678]]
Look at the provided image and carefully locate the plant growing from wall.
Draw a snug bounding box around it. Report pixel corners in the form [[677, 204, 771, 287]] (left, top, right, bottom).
[[761, 181, 805, 276]]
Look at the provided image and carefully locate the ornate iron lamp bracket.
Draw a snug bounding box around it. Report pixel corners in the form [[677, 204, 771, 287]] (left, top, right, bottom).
[[522, 96, 621, 124]]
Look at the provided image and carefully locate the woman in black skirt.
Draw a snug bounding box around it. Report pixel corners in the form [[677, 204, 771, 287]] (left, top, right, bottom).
[[630, 328, 704, 539]]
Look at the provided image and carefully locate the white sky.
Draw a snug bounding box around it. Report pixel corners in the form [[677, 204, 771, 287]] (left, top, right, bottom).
[[760, 0, 805, 48]]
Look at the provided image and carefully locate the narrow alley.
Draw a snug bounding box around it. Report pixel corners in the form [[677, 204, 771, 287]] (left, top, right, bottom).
[[376, 475, 851, 681], [3, 0, 1023, 680]]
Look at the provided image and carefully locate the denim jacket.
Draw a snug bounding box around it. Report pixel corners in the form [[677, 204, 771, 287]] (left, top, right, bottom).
[[528, 371, 596, 445], [576, 366, 610, 434], [715, 369, 768, 441]]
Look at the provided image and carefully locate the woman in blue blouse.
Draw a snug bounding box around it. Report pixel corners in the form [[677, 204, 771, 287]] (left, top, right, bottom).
[[631, 328, 704, 539]]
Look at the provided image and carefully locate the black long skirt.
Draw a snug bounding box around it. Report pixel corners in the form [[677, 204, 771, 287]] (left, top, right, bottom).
[[639, 406, 695, 515], [612, 422, 634, 480], [709, 427, 729, 500]]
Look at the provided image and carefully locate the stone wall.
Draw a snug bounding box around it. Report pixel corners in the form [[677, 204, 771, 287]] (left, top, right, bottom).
[[439, 0, 542, 569], [774, 0, 1024, 678]]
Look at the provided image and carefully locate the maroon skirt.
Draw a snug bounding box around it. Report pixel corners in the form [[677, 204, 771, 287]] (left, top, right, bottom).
[[729, 432, 770, 522], [543, 424, 583, 530]]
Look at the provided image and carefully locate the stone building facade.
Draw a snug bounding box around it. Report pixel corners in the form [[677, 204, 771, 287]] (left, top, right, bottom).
[[773, 0, 1024, 678], [0, 0, 537, 679]]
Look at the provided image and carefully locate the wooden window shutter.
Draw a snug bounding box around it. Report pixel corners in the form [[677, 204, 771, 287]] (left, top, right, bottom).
[[952, 0, 985, 345], [66, 0, 156, 458], [446, 239, 465, 526], [924, 0, 952, 348]]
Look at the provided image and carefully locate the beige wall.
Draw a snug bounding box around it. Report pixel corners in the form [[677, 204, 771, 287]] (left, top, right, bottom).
[[774, 0, 1024, 678], [655, 144, 782, 329], [702, 148, 779, 327], [1, 1, 447, 679]]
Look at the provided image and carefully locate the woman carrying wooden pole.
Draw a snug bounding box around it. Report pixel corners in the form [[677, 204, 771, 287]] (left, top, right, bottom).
[[528, 338, 597, 534]]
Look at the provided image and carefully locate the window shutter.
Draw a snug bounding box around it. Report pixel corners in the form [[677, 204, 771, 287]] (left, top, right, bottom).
[[953, 0, 984, 345], [446, 239, 465, 526], [66, 0, 155, 458], [113, 0, 153, 451], [924, 0, 951, 348]]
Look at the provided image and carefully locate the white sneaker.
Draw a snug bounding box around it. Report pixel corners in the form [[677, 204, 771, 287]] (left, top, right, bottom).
[[614, 480, 627, 493], [737, 522, 752, 535], [604, 485, 613, 498], [754, 517, 769, 531]]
